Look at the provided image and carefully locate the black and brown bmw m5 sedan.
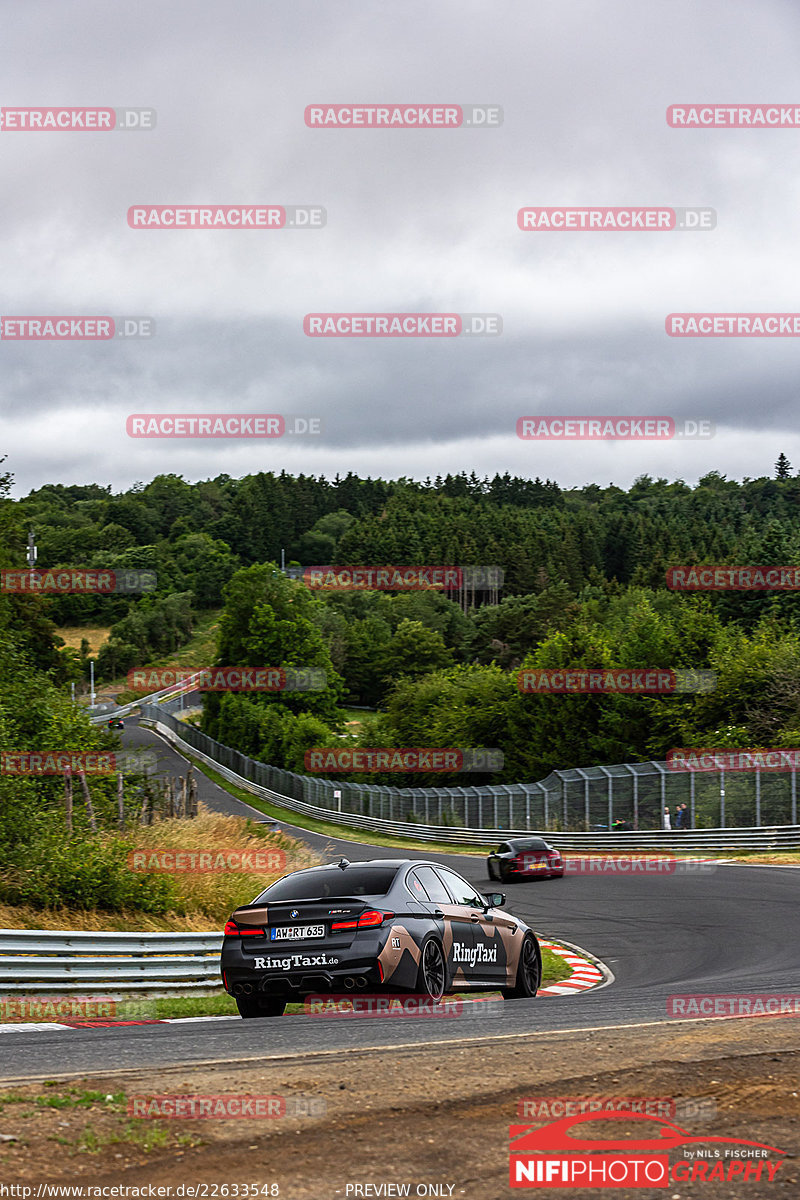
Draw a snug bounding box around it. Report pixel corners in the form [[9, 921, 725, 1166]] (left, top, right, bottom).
[[221, 857, 541, 1017]]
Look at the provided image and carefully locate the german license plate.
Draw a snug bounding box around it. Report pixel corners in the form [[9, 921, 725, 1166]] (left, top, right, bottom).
[[270, 924, 325, 941]]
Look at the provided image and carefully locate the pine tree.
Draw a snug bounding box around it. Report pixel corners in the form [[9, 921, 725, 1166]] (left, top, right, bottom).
[[775, 452, 792, 479]]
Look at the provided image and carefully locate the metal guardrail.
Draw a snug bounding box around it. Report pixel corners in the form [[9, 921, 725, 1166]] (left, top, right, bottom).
[[142, 715, 800, 852], [0, 928, 223, 992], [88, 673, 204, 724]]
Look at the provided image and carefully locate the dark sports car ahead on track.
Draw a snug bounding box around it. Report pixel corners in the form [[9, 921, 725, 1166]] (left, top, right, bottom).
[[487, 837, 564, 882], [221, 857, 541, 1018]]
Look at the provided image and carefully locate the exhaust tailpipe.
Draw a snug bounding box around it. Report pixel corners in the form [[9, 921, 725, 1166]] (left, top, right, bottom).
[[343, 976, 356, 990], [355, 977, 368, 988]]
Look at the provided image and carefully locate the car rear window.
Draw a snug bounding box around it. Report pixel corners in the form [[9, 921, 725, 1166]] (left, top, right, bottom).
[[512, 839, 547, 851], [256, 866, 399, 901]]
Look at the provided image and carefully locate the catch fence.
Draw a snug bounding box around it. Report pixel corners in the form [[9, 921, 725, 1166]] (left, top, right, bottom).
[[140, 706, 799, 834]]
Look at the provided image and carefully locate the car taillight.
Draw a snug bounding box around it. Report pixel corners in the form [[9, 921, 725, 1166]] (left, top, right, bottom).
[[224, 920, 264, 937], [331, 909, 395, 931]]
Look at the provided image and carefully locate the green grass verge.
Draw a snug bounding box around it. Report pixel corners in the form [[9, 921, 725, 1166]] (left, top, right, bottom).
[[539, 945, 574, 985], [125, 993, 239, 1020]]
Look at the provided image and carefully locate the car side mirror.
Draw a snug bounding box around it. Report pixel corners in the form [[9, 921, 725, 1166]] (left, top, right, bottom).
[[484, 892, 505, 908]]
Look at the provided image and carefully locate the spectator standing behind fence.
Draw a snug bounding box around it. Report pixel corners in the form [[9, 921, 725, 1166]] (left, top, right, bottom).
[[663, 805, 672, 830], [677, 802, 690, 830]]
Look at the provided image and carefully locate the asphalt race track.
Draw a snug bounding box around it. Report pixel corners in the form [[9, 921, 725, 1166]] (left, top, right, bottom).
[[2, 716, 798, 1082]]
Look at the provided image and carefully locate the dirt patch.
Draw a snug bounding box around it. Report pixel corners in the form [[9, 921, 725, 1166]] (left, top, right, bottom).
[[54, 627, 112, 656], [720, 853, 800, 865], [2, 1018, 798, 1196]]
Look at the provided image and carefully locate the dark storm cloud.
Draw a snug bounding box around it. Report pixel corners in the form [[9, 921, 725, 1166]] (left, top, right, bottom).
[[1, 0, 799, 493]]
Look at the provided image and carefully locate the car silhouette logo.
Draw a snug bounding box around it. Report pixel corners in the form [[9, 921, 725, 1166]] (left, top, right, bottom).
[[510, 1112, 785, 1156], [290, 910, 299, 919]]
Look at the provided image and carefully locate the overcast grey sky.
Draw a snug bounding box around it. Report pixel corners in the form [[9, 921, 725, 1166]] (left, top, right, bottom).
[[2, 0, 799, 496]]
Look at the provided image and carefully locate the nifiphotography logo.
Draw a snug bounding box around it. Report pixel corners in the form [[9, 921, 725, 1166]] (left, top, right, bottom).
[[509, 1111, 786, 1188]]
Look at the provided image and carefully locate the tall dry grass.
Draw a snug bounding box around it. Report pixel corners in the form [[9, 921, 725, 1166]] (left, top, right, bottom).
[[0, 804, 321, 932], [129, 804, 321, 921]]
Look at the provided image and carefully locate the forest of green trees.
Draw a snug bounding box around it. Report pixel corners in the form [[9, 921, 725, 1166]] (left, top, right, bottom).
[[5, 455, 800, 792]]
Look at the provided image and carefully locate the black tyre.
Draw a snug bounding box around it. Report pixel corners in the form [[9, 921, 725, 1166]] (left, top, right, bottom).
[[414, 937, 447, 1002], [502, 934, 540, 999], [487, 861, 497, 881], [235, 993, 287, 1018]]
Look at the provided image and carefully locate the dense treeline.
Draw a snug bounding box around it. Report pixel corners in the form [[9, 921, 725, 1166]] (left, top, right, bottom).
[[202, 566, 800, 786], [12, 466, 800, 607], [0, 459, 182, 910], [6, 455, 800, 789]]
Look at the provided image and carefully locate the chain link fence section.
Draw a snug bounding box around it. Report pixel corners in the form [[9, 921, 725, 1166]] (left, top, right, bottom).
[[139, 706, 800, 833]]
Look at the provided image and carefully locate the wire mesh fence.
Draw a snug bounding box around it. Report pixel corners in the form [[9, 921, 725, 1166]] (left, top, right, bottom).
[[141, 706, 800, 832]]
